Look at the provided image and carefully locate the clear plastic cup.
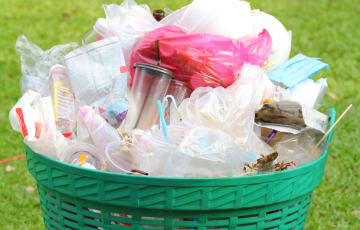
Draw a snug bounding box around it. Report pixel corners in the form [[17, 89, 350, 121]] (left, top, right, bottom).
[[123, 63, 174, 132], [103, 141, 145, 174], [60, 143, 104, 170], [80, 18, 109, 46], [165, 80, 193, 113]]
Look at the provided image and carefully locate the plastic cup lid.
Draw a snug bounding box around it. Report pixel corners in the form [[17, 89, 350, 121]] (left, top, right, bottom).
[[49, 64, 66, 75], [133, 63, 175, 79]]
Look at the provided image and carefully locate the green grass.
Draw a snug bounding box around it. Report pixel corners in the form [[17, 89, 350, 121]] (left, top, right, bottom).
[[0, 0, 359, 229]]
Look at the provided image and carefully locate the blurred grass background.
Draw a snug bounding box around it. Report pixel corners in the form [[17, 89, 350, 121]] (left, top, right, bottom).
[[0, 0, 359, 229]]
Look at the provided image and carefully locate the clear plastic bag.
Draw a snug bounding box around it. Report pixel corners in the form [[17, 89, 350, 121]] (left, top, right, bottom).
[[102, 0, 162, 69], [15, 35, 78, 96], [130, 26, 272, 90], [275, 131, 329, 167], [180, 77, 257, 149], [140, 125, 257, 178]]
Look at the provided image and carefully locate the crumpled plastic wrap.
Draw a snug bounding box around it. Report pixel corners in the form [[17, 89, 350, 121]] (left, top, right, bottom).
[[15, 35, 77, 96], [140, 125, 257, 178], [180, 74, 260, 149], [102, 0, 162, 70]]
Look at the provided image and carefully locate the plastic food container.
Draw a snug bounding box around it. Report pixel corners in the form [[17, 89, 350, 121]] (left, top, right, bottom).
[[60, 143, 104, 170], [123, 63, 174, 132], [103, 141, 145, 174]]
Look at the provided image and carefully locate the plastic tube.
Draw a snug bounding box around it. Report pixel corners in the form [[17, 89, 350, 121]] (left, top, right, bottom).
[[157, 100, 168, 139]]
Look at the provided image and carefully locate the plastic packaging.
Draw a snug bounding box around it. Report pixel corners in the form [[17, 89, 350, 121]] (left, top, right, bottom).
[[24, 96, 72, 159], [103, 141, 144, 174], [251, 10, 291, 73], [9, 90, 41, 133], [267, 54, 330, 87], [140, 125, 257, 178], [289, 78, 328, 109], [122, 63, 174, 132], [44, 65, 76, 137], [180, 77, 257, 149], [247, 131, 275, 158], [102, 0, 162, 69], [60, 143, 104, 170], [176, 0, 256, 41], [64, 37, 129, 127], [15, 35, 78, 96], [80, 106, 122, 158], [81, 18, 109, 46], [130, 26, 272, 90], [255, 101, 329, 134]]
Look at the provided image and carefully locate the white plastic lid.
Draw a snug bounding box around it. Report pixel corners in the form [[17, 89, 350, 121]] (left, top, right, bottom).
[[94, 18, 109, 35], [49, 64, 66, 75]]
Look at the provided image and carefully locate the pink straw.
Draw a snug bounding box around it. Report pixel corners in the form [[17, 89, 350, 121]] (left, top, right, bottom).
[[78, 106, 86, 117]]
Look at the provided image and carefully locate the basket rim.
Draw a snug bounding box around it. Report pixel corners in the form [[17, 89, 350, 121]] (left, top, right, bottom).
[[25, 108, 336, 188]]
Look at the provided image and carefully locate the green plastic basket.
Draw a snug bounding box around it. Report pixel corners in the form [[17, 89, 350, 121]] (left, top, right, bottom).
[[25, 109, 336, 230]]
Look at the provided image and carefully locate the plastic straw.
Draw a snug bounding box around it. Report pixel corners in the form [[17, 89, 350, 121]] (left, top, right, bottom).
[[265, 130, 278, 144], [309, 104, 353, 155], [0, 154, 26, 164], [78, 106, 86, 117], [53, 82, 58, 123], [26, 69, 38, 93], [157, 100, 168, 139]]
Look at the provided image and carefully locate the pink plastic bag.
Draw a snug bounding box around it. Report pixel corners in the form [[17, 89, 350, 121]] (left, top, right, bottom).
[[130, 26, 272, 90]]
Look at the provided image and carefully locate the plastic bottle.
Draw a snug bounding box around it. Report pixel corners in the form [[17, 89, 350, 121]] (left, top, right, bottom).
[[80, 18, 109, 46], [49, 65, 76, 138]]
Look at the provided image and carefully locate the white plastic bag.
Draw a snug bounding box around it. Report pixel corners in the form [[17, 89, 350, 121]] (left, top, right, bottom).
[[140, 125, 257, 178], [15, 35, 78, 96], [251, 10, 291, 73], [102, 0, 162, 69]]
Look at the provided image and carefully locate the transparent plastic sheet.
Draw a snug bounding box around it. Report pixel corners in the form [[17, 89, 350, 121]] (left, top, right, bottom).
[[140, 125, 257, 178], [81, 106, 122, 158], [289, 78, 328, 110], [180, 77, 257, 150], [275, 131, 330, 167], [130, 26, 272, 90], [25, 97, 72, 159], [76, 106, 94, 146], [15, 35, 78, 96], [102, 0, 162, 70], [255, 101, 329, 134]]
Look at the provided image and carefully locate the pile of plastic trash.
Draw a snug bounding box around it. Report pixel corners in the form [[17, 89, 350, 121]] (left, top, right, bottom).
[[9, 0, 331, 178]]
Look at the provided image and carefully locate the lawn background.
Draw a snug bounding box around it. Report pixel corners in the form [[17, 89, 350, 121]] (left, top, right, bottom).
[[0, 0, 359, 229]]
